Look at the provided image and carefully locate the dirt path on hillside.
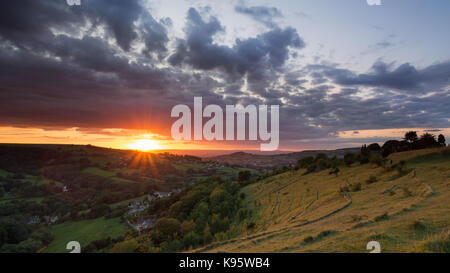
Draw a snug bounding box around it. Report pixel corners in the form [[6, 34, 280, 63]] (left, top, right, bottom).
[[191, 190, 352, 253]]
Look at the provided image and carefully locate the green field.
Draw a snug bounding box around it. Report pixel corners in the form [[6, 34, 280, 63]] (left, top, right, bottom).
[[173, 162, 204, 171], [110, 195, 148, 209], [44, 217, 127, 253], [0, 169, 11, 177], [82, 167, 136, 183]]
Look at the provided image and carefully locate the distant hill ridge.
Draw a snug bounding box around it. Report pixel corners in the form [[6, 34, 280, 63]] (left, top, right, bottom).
[[206, 148, 360, 169]]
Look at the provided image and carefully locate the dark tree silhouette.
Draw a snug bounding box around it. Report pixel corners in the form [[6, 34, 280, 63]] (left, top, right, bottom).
[[344, 153, 356, 166], [237, 170, 251, 182], [438, 134, 446, 147], [367, 143, 381, 152], [417, 133, 438, 149], [381, 140, 400, 157], [404, 131, 418, 143]]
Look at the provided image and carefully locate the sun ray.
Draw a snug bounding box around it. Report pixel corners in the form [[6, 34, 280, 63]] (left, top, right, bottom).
[[128, 139, 162, 151]]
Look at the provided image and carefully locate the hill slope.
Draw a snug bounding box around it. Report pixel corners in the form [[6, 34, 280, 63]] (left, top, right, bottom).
[[193, 147, 450, 253], [206, 148, 360, 169]]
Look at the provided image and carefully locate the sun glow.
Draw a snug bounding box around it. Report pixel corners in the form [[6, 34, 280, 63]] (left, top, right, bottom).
[[128, 139, 162, 151]]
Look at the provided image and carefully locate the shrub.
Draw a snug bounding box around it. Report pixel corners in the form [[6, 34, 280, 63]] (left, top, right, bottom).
[[350, 183, 362, 192], [425, 232, 450, 253], [238, 171, 251, 182], [154, 218, 181, 240], [365, 176, 378, 185], [303, 164, 316, 175], [350, 215, 363, 223], [297, 156, 314, 168], [247, 222, 256, 230], [367, 143, 381, 152], [329, 168, 340, 176], [182, 231, 200, 249], [317, 230, 336, 238], [411, 220, 426, 231], [303, 236, 314, 244], [316, 158, 330, 170], [374, 212, 389, 222], [339, 186, 349, 193], [402, 187, 413, 197], [344, 153, 356, 166]]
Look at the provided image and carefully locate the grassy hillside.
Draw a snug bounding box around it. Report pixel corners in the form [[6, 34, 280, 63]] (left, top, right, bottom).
[[44, 217, 126, 253], [192, 147, 450, 253]]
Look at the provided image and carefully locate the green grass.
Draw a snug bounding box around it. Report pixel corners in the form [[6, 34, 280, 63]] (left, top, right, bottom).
[[83, 167, 115, 177], [173, 163, 204, 171], [44, 217, 127, 253], [406, 151, 450, 168], [0, 168, 12, 177], [82, 167, 135, 183], [110, 195, 148, 209], [0, 195, 45, 205], [216, 167, 260, 180]]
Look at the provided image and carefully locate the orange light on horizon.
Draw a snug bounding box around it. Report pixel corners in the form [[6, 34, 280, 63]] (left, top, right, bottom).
[[127, 139, 163, 151]]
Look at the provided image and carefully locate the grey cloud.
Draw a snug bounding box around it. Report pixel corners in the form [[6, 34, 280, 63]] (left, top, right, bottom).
[[169, 8, 304, 98], [309, 61, 450, 94], [235, 5, 283, 28], [0, 0, 169, 57]]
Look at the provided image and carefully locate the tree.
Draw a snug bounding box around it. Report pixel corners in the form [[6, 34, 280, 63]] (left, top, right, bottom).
[[297, 156, 314, 168], [182, 231, 200, 249], [154, 218, 181, 240], [367, 143, 381, 152], [90, 204, 110, 218], [237, 171, 251, 183], [404, 131, 418, 144], [418, 133, 438, 149], [329, 168, 340, 177], [110, 238, 140, 253], [381, 140, 400, 157], [0, 226, 7, 247], [359, 145, 370, 164], [191, 202, 209, 234], [180, 220, 195, 235], [202, 224, 213, 244], [30, 227, 53, 245], [315, 153, 328, 161], [316, 158, 330, 170], [438, 134, 446, 147], [344, 153, 356, 166], [0, 218, 30, 244], [0, 186, 4, 198]]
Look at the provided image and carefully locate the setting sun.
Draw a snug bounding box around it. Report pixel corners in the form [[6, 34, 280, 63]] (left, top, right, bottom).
[[128, 139, 162, 151]]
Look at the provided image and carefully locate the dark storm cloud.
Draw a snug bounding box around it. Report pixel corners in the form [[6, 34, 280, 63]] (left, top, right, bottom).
[[0, 0, 169, 56], [0, 1, 219, 133], [169, 8, 303, 73], [309, 61, 450, 93], [278, 82, 450, 142], [235, 5, 283, 28], [169, 8, 303, 97]]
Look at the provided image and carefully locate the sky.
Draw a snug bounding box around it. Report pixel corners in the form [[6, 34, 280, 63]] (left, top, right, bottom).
[[0, 0, 449, 151]]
